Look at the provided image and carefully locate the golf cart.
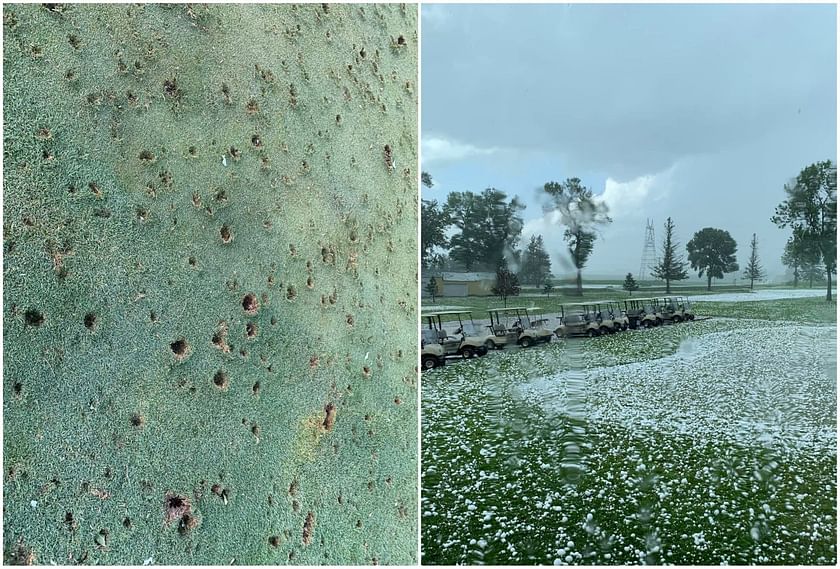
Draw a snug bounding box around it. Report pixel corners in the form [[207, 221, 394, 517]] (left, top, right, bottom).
[[585, 302, 618, 335], [554, 303, 603, 338], [657, 297, 686, 323], [424, 311, 489, 359], [602, 300, 630, 331], [623, 298, 661, 329], [486, 307, 553, 349], [675, 296, 695, 320], [420, 329, 446, 370]]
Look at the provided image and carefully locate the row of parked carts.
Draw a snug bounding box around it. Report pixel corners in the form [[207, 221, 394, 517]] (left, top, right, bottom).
[[421, 296, 696, 369]]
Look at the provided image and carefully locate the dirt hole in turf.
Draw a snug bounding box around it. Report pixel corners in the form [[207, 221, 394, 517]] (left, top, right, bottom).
[[130, 413, 145, 428], [252, 381, 260, 395], [302, 512, 315, 545], [164, 493, 191, 524], [188, 145, 197, 156], [269, 535, 280, 547], [242, 293, 258, 314], [178, 513, 198, 535], [286, 285, 296, 300], [246, 322, 257, 338], [188, 256, 196, 267], [251, 423, 261, 438], [13, 382, 22, 396], [122, 517, 132, 529], [24, 310, 44, 327], [170, 339, 189, 359], [251, 134, 262, 148], [323, 403, 336, 431], [306, 277, 314, 289], [213, 370, 229, 390], [220, 224, 233, 243], [138, 150, 155, 162], [362, 366, 371, 378], [397, 35, 406, 45], [84, 313, 96, 330]]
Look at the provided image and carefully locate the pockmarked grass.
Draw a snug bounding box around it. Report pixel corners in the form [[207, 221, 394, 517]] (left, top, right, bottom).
[[421, 298, 836, 565], [4, 4, 417, 564]]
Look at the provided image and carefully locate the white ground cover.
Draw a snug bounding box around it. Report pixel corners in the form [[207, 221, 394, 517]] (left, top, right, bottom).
[[519, 325, 836, 453], [422, 316, 837, 565], [688, 288, 835, 302]]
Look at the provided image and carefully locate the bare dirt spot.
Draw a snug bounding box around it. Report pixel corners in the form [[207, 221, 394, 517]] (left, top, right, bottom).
[[24, 310, 44, 327], [302, 512, 315, 545], [212, 321, 230, 352], [323, 403, 336, 432], [178, 512, 199, 535], [269, 535, 280, 548], [84, 313, 96, 330], [286, 285, 296, 300], [170, 339, 190, 361], [220, 224, 233, 243], [130, 413, 145, 428], [213, 370, 229, 390], [163, 492, 191, 525], [242, 293, 258, 314], [246, 322, 257, 339]]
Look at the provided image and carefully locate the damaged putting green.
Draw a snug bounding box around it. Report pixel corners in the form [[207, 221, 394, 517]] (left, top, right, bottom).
[[4, 3, 417, 564]]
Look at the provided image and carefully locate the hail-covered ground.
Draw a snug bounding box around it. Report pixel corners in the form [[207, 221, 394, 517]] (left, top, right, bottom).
[[421, 298, 836, 565]]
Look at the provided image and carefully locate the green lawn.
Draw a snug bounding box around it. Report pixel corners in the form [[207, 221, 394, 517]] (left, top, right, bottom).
[[421, 297, 837, 565]]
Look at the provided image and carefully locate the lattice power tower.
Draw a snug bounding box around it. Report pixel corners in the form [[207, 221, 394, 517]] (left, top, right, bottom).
[[638, 218, 658, 282]]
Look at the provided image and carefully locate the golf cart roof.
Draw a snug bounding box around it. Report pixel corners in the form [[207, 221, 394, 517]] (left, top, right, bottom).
[[423, 310, 473, 317], [487, 307, 530, 313]]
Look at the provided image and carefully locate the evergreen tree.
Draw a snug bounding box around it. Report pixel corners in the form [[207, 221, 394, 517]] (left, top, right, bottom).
[[425, 277, 438, 303], [519, 235, 552, 287], [623, 273, 639, 296], [742, 233, 766, 290], [651, 217, 689, 294]]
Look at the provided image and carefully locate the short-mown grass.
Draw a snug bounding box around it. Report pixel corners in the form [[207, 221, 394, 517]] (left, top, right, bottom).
[[421, 297, 837, 565]]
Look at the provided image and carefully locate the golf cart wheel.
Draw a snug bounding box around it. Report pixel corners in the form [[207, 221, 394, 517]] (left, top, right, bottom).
[[519, 337, 534, 348], [421, 356, 437, 370], [688, 314, 695, 321], [587, 328, 598, 338], [600, 326, 611, 335], [461, 347, 475, 359], [656, 318, 663, 326], [485, 339, 497, 351], [477, 346, 488, 356], [642, 320, 652, 329], [673, 315, 683, 323]]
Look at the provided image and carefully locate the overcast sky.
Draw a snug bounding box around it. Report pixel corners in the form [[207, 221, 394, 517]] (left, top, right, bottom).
[[421, 3, 836, 280]]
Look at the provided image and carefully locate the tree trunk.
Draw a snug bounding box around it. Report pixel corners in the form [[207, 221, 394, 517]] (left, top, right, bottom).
[[576, 269, 582, 296], [809, 275, 813, 289], [793, 265, 799, 288], [827, 263, 832, 302], [665, 279, 670, 294], [750, 277, 754, 291], [707, 274, 712, 291]]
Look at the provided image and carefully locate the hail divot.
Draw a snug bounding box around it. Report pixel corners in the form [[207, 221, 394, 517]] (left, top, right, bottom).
[[252, 381, 260, 395], [289, 479, 299, 496], [251, 422, 261, 439], [24, 310, 44, 327], [246, 99, 259, 115], [163, 492, 191, 525], [362, 366, 371, 378], [122, 517, 132, 529], [302, 512, 315, 546], [138, 150, 155, 163], [246, 322, 257, 339], [220, 224, 233, 243], [188, 256, 197, 267], [130, 413, 145, 428], [13, 382, 22, 396], [251, 134, 262, 148], [306, 276, 314, 289], [242, 293, 258, 314], [213, 370, 229, 390], [212, 322, 230, 352], [323, 403, 336, 431], [286, 285, 297, 300], [269, 536, 280, 548], [346, 314, 354, 327], [170, 339, 190, 361], [84, 313, 96, 330]]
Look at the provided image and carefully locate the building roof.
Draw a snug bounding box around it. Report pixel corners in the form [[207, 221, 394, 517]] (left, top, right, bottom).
[[440, 271, 496, 282]]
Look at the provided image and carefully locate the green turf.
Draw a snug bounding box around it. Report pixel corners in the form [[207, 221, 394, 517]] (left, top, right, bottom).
[[4, 4, 417, 564], [421, 298, 836, 565]]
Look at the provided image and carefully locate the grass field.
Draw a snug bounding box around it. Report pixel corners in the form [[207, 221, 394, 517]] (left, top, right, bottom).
[[420, 297, 837, 565], [4, 4, 417, 564]]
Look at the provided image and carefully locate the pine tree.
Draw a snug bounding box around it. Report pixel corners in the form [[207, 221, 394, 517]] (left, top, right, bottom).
[[742, 233, 766, 290], [492, 267, 521, 308], [519, 235, 552, 287], [623, 273, 639, 296], [651, 217, 688, 294], [425, 277, 438, 303]]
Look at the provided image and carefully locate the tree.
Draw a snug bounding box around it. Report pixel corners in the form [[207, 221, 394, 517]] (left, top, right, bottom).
[[802, 263, 826, 289], [519, 234, 552, 287], [772, 160, 837, 301], [686, 228, 739, 291], [651, 217, 688, 294], [421, 171, 434, 188], [542, 178, 612, 295], [543, 282, 554, 297], [421, 199, 450, 269], [623, 273, 639, 296], [425, 277, 438, 303], [781, 229, 821, 287], [492, 267, 520, 308], [447, 189, 525, 271], [742, 233, 766, 290]]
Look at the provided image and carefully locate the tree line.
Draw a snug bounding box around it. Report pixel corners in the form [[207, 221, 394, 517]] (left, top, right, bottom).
[[423, 159, 836, 300]]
